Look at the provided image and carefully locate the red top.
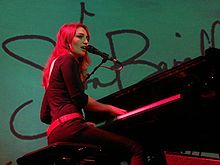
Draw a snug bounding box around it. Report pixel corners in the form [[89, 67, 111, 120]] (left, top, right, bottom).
[[40, 54, 88, 124]]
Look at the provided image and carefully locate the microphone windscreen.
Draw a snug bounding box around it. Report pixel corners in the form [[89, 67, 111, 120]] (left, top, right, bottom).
[[86, 45, 100, 54]]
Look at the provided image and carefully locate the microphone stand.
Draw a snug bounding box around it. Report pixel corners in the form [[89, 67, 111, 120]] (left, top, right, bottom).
[[84, 58, 108, 82]]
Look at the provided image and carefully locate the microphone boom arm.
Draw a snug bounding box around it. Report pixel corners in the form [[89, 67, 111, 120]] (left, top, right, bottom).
[[84, 57, 108, 82], [83, 45, 123, 81]]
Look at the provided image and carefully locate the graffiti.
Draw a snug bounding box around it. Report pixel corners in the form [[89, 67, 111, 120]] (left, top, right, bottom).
[[9, 100, 46, 139], [86, 29, 153, 90], [1, 2, 220, 142], [200, 20, 220, 56], [2, 35, 55, 71], [80, 2, 95, 23]]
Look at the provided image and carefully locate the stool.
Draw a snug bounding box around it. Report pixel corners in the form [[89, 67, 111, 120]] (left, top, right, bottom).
[[16, 142, 111, 165]]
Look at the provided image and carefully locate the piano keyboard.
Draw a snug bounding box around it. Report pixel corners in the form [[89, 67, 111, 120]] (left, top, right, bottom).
[[96, 93, 182, 128]]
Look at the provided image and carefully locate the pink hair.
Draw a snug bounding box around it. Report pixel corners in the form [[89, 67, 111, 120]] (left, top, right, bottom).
[[42, 23, 91, 88]]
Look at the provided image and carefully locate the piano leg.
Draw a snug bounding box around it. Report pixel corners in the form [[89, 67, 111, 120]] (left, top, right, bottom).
[[147, 150, 167, 165]]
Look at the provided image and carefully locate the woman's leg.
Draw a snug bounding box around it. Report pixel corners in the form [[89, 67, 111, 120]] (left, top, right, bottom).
[[48, 120, 147, 164], [71, 126, 146, 165]]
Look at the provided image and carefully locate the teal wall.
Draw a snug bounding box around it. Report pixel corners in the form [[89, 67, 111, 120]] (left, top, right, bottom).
[[0, 0, 220, 164]]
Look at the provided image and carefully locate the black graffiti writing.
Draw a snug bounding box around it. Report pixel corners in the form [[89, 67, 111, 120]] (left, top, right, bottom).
[[200, 20, 220, 56], [80, 2, 95, 23], [86, 29, 154, 90], [1, 0, 219, 140], [9, 100, 46, 139], [2, 35, 55, 71]]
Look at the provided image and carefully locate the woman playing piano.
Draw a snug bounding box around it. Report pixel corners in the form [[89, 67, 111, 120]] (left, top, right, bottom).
[[40, 22, 147, 165]]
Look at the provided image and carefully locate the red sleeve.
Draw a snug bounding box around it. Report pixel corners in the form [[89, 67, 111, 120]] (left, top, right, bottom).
[[60, 55, 88, 108], [40, 92, 52, 124]]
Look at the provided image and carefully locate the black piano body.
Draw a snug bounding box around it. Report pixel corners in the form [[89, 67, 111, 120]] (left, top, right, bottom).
[[85, 47, 220, 154]]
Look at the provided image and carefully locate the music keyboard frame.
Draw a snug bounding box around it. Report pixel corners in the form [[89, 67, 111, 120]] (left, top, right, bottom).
[[96, 93, 182, 128]]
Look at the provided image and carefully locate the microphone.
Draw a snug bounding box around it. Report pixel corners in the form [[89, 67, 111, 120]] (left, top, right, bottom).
[[83, 45, 121, 64]]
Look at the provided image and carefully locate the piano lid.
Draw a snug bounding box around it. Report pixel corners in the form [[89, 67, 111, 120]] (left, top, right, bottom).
[[85, 47, 220, 123], [85, 48, 220, 153]]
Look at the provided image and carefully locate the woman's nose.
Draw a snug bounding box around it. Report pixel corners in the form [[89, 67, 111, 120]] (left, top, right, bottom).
[[84, 38, 89, 44]]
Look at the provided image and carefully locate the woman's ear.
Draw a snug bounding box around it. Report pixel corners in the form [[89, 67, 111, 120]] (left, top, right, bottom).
[[68, 44, 74, 53]]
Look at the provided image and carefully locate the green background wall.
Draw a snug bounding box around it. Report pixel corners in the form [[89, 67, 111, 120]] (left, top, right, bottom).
[[1, 0, 220, 164]]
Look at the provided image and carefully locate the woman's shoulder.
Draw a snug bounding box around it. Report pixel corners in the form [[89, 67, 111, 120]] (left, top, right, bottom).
[[57, 54, 77, 63]]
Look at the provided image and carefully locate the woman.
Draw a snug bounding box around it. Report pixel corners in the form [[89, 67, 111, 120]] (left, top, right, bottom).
[[40, 22, 146, 165]]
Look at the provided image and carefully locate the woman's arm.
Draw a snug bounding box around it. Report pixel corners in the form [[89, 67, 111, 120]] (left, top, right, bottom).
[[40, 93, 51, 124], [84, 96, 127, 117]]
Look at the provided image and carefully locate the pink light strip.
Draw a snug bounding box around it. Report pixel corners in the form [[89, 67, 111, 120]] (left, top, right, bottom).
[[117, 93, 182, 120]]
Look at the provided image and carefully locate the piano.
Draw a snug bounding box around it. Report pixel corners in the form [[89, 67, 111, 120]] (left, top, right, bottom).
[[85, 47, 220, 155]]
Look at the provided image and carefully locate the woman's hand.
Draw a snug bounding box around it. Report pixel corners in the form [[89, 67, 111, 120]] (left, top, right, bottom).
[[108, 105, 127, 117], [85, 96, 127, 117], [86, 121, 96, 127]]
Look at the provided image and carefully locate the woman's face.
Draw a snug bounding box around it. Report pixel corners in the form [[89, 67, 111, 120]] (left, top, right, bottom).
[[70, 27, 89, 58]]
